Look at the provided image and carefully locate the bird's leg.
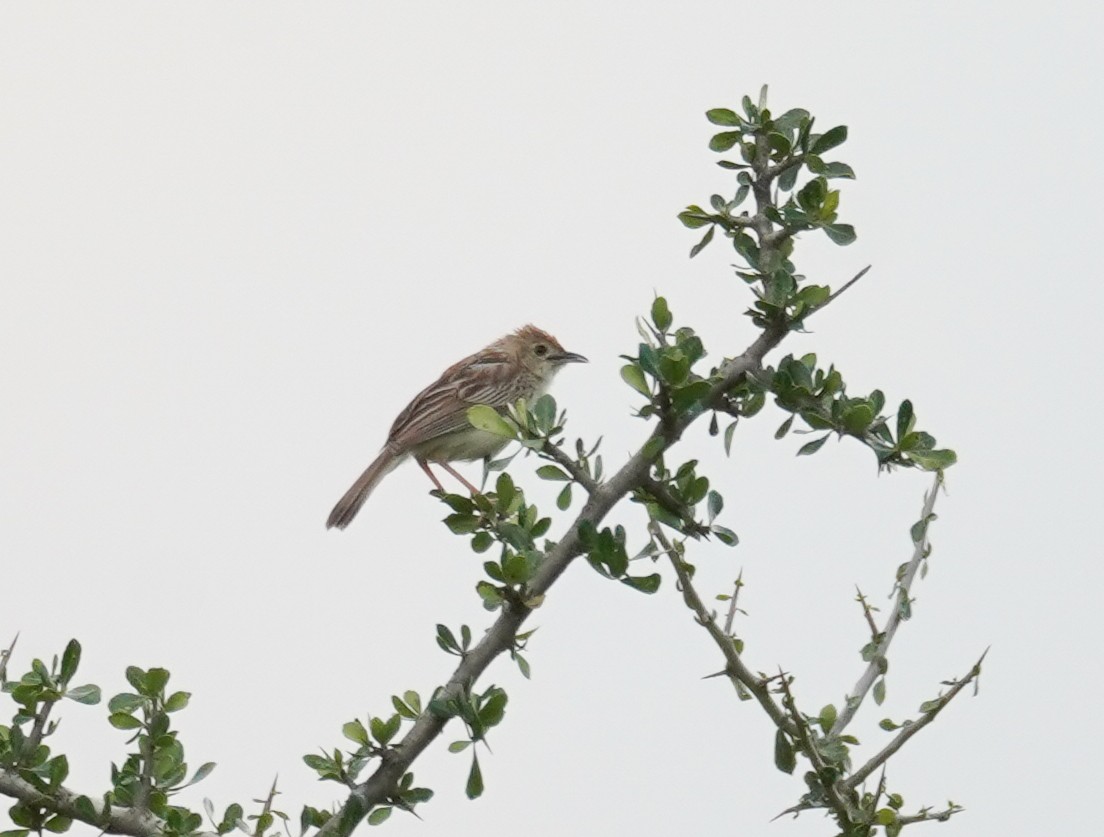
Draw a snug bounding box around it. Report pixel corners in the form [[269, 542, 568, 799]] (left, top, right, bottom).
[[416, 457, 446, 492], [436, 461, 481, 495]]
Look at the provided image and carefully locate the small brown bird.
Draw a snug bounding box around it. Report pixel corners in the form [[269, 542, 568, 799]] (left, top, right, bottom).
[[327, 325, 586, 529]]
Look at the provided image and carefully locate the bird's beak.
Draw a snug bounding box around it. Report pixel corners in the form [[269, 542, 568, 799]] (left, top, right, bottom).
[[551, 350, 588, 364]]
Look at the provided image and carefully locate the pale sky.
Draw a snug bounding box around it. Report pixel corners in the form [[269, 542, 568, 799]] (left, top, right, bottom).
[[3, 3, 1101, 836]]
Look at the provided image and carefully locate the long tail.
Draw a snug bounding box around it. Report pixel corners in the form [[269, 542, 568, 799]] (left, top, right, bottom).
[[326, 448, 404, 530]]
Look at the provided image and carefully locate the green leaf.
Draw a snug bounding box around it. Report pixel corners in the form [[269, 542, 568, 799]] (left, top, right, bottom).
[[706, 490, 723, 522], [448, 740, 471, 753], [778, 163, 800, 191], [342, 720, 370, 746], [184, 762, 216, 788], [48, 755, 69, 787], [444, 513, 479, 535], [822, 161, 856, 179], [64, 684, 101, 705], [376, 714, 401, 746], [620, 364, 650, 396], [651, 296, 672, 331], [59, 640, 80, 685], [909, 449, 957, 470], [705, 108, 741, 126], [711, 525, 739, 546], [366, 807, 392, 826], [532, 393, 556, 430], [896, 400, 915, 439], [818, 704, 837, 731], [163, 691, 189, 712], [144, 668, 170, 697], [465, 754, 484, 799], [677, 209, 712, 229], [436, 624, 460, 653], [812, 125, 848, 154], [535, 465, 570, 482], [774, 729, 796, 774], [775, 416, 794, 439], [73, 797, 97, 824], [621, 573, 661, 594], [467, 405, 516, 438], [476, 581, 503, 610], [124, 666, 147, 694], [824, 223, 856, 245], [796, 435, 830, 456], [107, 693, 143, 713], [709, 131, 741, 152], [478, 691, 508, 728], [556, 483, 572, 511], [723, 420, 737, 456], [108, 712, 142, 730], [43, 817, 72, 834], [874, 808, 898, 826], [495, 472, 515, 509], [842, 404, 874, 435], [873, 678, 887, 706], [689, 226, 715, 258]]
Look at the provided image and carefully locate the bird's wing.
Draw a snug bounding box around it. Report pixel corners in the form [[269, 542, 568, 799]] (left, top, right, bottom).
[[386, 350, 518, 450]]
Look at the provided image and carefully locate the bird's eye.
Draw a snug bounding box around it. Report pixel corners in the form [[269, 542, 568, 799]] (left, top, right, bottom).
[[534, 344, 549, 357]]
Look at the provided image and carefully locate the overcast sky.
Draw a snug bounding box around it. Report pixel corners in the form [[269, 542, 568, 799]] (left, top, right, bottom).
[[3, 3, 1101, 836]]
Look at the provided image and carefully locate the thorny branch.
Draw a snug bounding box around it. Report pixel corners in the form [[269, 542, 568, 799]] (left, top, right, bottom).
[[845, 650, 988, 790], [653, 523, 794, 735], [831, 473, 943, 736]]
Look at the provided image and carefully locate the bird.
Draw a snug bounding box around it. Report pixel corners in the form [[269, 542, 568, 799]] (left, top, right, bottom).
[[326, 325, 586, 530]]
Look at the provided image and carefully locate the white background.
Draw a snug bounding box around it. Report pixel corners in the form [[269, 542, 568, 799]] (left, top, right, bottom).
[[2, 3, 1101, 835]]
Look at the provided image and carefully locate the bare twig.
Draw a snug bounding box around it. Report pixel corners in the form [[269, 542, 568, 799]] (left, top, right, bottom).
[[845, 649, 988, 790], [0, 632, 18, 684], [898, 804, 964, 826], [809, 265, 871, 318], [722, 571, 744, 636], [855, 586, 879, 640], [831, 473, 942, 736]]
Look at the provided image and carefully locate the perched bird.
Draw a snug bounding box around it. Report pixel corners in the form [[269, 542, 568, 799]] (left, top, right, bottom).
[[327, 325, 586, 529]]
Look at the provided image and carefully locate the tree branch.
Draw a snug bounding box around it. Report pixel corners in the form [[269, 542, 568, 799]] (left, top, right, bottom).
[[897, 804, 964, 826], [830, 473, 942, 736], [845, 649, 987, 790], [0, 769, 172, 837]]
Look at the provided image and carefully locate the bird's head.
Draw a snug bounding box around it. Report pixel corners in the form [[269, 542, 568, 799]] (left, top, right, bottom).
[[509, 324, 587, 378]]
